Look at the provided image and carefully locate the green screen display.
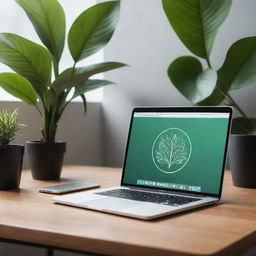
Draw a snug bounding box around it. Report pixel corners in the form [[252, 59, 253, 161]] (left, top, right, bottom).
[[122, 112, 229, 195]]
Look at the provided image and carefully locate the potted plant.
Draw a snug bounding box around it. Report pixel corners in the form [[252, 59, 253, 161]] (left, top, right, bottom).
[[0, 0, 126, 180], [162, 0, 256, 187], [0, 109, 24, 190]]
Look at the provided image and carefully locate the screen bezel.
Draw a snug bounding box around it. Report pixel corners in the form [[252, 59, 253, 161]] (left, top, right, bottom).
[[120, 106, 233, 199]]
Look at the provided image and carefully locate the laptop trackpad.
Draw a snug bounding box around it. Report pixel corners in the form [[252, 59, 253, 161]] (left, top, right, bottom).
[[83, 198, 140, 210]]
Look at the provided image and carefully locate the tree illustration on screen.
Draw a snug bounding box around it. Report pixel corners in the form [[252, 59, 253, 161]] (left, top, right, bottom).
[[152, 128, 192, 173], [155, 134, 188, 170]]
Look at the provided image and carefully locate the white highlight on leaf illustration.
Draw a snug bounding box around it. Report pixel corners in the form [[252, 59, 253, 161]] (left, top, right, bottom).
[[155, 133, 188, 170]]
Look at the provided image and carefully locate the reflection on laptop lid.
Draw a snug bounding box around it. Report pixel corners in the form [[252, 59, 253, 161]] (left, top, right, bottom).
[[121, 107, 232, 197]]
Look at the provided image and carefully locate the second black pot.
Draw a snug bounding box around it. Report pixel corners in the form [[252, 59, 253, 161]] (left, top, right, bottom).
[[26, 141, 66, 180], [0, 145, 24, 190], [229, 135, 256, 188]]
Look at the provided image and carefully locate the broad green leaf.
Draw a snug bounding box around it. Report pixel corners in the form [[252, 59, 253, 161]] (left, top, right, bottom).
[[53, 62, 126, 95], [15, 0, 66, 62], [72, 79, 114, 99], [0, 73, 37, 105], [162, 0, 232, 58], [52, 69, 74, 95], [199, 37, 256, 106], [68, 1, 120, 62], [168, 56, 217, 104], [231, 117, 256, 134], [197, 88, 224, 106], [0, 33, 52, 97], [218, 37, 256, 91]]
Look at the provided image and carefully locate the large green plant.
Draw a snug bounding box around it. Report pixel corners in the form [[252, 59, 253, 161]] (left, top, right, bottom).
[[163, 0, 256, 134], [0, 0, 126, 142]]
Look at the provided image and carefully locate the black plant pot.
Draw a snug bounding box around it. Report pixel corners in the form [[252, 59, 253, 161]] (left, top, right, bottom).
[[229, 135, 256, 188], [0, 145, 24, 190], [26, 141, 66, 180]]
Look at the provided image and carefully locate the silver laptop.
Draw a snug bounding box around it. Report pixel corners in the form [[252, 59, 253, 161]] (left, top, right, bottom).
[[53, 107, 232, 220]]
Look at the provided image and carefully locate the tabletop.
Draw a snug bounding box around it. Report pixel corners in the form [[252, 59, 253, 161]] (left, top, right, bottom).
[[0, 166, 255, 256]]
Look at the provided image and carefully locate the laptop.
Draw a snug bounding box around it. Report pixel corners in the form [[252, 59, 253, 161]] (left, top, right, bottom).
[[53, 107, 233, 220]]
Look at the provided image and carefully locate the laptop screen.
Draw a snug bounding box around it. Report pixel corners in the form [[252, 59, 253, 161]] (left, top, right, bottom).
[[122, 109, 231, 196]]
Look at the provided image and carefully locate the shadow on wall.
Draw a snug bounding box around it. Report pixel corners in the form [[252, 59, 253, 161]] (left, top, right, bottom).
[[0, 101, 102, 169]]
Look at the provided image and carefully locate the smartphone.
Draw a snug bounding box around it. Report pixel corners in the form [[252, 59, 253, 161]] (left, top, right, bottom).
[[39, 181, 100, 195]]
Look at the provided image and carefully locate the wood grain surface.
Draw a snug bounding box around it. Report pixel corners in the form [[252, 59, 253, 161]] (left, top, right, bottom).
[[0, 166, 255, 256]]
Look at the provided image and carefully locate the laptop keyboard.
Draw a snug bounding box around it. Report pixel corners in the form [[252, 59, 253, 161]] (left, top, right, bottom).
[[95, 189, 200, 206]]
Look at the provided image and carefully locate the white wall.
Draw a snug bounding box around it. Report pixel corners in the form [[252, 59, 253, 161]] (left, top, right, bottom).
[[102, 0, 256, 167]]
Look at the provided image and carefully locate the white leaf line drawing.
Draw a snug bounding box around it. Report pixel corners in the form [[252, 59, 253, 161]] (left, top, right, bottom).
[[155, 133, 188, 170]]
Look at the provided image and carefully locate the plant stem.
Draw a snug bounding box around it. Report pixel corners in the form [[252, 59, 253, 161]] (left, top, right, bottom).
[[206, 57, 212, 68], [53, 59, 59, 78], [72, 62, 76, 76], [43, 109, 57, 142], [42, 107, 50, 141], [205, 58, 248, 118], [225, 92, 248, 118], [41, 58, 61, 142], [54, 62, 76, 130], [48, 107, 58, 142], [43, 61, 77, 142], [35, 104, 43, 118]]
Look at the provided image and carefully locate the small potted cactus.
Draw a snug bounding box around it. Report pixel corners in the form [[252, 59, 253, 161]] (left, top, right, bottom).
[[0, 109, 24, 190]]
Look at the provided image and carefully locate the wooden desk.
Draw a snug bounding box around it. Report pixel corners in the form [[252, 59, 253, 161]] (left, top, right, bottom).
[[0, 166, 255, 256]]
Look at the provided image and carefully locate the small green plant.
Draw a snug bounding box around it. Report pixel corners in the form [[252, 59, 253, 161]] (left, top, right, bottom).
[[0, 0, 125, 142], [163, 0, 256, 134], [0, 109, 22, 146]]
